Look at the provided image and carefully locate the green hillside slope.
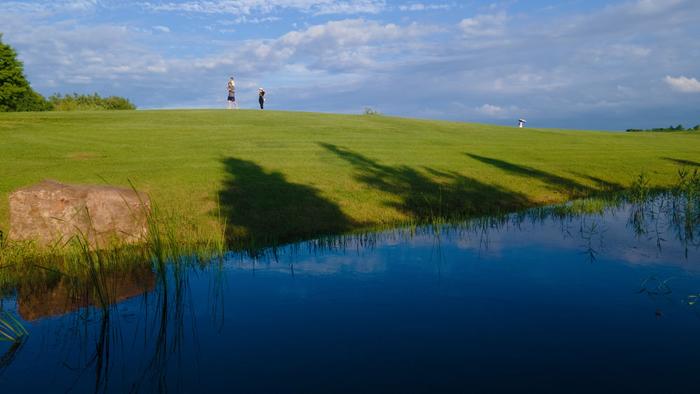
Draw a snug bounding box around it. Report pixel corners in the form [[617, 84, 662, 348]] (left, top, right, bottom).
[[1, 109, 698, 248]]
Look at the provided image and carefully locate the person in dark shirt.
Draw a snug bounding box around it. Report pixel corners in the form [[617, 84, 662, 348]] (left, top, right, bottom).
[[258, 88, 265, 110]]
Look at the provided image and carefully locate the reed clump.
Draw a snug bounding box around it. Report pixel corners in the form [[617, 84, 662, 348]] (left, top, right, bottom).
[[0, 200, 226, 297]]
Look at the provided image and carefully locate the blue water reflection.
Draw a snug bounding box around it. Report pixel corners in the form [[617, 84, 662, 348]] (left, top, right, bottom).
[[1, 194, 699, 393]]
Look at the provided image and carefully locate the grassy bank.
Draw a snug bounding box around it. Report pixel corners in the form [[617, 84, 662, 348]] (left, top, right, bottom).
[[2, 109, 700, 249]]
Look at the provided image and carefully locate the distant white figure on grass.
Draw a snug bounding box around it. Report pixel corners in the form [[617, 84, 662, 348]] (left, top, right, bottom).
[[227, 76, 237, 109], [518, 119, 527, 128], [258, 88, 266, 110]]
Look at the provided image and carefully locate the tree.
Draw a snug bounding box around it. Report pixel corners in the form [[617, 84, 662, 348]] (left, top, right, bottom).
[[0, 34, 50, 112]]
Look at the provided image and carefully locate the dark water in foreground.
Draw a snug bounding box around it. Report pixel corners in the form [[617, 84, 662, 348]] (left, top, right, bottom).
[[1, 195, 699, 393]]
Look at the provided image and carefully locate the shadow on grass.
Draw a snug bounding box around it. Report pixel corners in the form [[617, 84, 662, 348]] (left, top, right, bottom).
[[321, 143, 531, 220], [218, 157, 353, 250], [569, 172, 624, 192], [465, 153, 594, 197], [664, 157, 700, 167]]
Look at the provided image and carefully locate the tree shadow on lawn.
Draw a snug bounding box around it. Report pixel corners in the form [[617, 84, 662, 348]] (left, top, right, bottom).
[[465, 153, 595, 198], [664, 157, 700, 168], [568, 172, 624, 192], [218, 157, 353, 251], [321, 143, 531, 221]]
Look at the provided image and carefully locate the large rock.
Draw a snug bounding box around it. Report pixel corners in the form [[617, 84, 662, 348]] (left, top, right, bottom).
[[9, 180, 151, 248]]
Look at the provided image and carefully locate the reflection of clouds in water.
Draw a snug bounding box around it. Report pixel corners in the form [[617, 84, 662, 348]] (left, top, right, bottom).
[[619, 248, 657, 264], [452, 219, 583, 260], [578, 202, 699, 269], [447, 205, 699, 270], [222, 195, 698, 274], [453, 231, 504, 258], [293, 254, 388, 275], [449, 220, 571, 258], [227, 253, 388, 276]]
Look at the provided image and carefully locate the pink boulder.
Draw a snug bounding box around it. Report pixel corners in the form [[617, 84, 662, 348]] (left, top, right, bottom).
[[9, 180, 150, 248]]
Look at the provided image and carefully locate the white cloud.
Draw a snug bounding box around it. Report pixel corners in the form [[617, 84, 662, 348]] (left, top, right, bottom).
[[152, 25, 171, 32], [62, 0, 98, 10], [581, 44, 651, 61], [664, 76, 700, 93], [459, 12, 508, 37], [0, 0, 99, 15], [628, 0, 685, 15], [312, 0, 385, 15], [476, 104, 506, 117], [279, 19, 412, 48], [468, 69, 571, 94], [237, 18, 435, 72], [142, 0, 386, 16], [232, 15, 281, 24], [542, 0, 698, 39], [399, 3, 451, 11], [0, 17, 172, 96], [474, 104, 521, 119]]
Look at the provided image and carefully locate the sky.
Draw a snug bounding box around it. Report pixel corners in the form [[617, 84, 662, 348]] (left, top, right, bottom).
[[1, 0, 699, 130]]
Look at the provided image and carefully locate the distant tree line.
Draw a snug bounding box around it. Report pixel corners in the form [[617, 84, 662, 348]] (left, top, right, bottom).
[[626, 124, 700, 133], [48, 93, 136, 111], [1, 34, 135, 112]]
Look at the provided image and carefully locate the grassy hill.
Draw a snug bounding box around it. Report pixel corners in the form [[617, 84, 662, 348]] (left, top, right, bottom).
[[1, 109, 699, 249]]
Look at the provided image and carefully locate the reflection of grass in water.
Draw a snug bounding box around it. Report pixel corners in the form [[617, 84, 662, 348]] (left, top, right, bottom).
[[638, 276, 674, 296], [626, 169, 700, 256], [0, 329, 27, 380], [0, 311, 28, 376], [0, 338, 26, 374], [0, 311, 27, 342]]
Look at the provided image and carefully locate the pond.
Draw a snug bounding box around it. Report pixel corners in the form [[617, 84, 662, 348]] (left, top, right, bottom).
[[1, 192, 699, 393]]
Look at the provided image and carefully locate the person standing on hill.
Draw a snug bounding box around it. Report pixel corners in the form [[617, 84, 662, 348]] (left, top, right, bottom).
[[227, 77, 237, 109], [258, 88, 265, 110]]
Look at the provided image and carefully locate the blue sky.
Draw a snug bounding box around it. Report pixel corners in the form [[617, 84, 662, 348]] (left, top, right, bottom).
[[1, 0, 699, 130]]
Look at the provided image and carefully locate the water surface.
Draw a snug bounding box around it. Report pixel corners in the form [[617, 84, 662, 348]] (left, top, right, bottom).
[[1, 194, 699, 393]]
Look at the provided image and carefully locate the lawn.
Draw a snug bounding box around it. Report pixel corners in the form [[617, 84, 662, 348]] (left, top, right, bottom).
[[1, 109, 699, 249]]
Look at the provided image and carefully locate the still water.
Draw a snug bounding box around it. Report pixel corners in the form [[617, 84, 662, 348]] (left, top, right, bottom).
[[1, 194, 699, 393]]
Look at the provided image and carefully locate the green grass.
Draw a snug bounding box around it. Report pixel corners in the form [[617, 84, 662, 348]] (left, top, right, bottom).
[[1, 109, 699, 250]]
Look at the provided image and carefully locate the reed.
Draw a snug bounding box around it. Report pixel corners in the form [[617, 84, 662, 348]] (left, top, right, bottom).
[[0, 311, 27, 342]]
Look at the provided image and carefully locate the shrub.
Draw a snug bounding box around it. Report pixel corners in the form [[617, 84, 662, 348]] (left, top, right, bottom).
[[626, 124, 699, 132], [49, 93, 136, 111], [363, 107, 381, 115]]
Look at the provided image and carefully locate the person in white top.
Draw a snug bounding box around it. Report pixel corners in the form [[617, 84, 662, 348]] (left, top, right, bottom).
[[227, 77, 237, 109]]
